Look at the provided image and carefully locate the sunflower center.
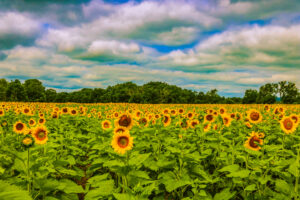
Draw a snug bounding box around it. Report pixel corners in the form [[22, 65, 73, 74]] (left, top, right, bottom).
[[71, 110, 76, 114], [37, 130, 46, 139], [220, 109, 224, 114], [250, 112, 259, 121], [118, 136, 129, 148], [224, 118, 229, 124], [249, 136, 260, 148], [104, 122, 109, 128], [188, 113, 192, 118], [283, 119, 293, 130], [16, 123, 24, 130], [24, 109, 29, 113], [119, 115, 131, 127], [164, 116, 169, 123], [206, 115, 213, 121]]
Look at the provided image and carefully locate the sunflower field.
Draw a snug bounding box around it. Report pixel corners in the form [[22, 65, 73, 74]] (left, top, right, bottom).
[[0, 103, 299, 200]]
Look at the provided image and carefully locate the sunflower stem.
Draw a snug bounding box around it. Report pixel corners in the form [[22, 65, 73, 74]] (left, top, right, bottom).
[[27, 147, 31, 193], [295, 148, 299, 199]]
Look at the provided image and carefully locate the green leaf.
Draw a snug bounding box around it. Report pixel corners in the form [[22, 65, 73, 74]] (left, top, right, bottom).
[[275, 179, 291, 194], [113, 193, 136, 200], [128, 170, 150, 180], [219, 164, 240, 173], [59, 179, 85, 194], [0, 180, 33, 200], [129, 153, 151, 166], [288, 160, 298, 177], [227, 170, 250, 178], [164, 179, 191, 192], [244, 184, 256, 191], [214, 188, 236, 200], [88, 173, 109, 185], [85, 180, 115, 199]]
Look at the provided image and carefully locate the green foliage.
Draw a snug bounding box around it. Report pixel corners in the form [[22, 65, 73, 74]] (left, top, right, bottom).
[[0, 78, 299, 103]]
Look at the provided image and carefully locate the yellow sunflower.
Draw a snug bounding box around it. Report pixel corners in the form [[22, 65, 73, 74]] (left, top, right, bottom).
[[114, 113, 134, 130], [13, 121, 27, 134], [28, 118, 36, 127], [280, 116, 296, 134], [33, 126, 48, 145], [204, 114, 215, 123], [102, 120, 112, 130], [247, 109, 262, 124], [162, 114, 171, 127], [244, 131, 263, 151], [111, 131, 133, 155], [222, 114, 232, 127]]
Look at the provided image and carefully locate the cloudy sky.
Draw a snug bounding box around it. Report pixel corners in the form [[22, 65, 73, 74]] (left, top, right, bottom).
[[0, 0, 299, 96]]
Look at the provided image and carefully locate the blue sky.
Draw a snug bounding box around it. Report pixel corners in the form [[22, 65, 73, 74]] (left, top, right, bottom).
[[0, 0, 299, 97]]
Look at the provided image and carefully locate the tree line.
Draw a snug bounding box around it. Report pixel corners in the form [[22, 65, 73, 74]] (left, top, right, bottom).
[[0, 78, 299, 104]]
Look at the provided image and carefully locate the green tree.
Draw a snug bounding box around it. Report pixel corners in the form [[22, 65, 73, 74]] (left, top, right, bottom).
[[242, 89, 258, 104], [256, 83, 277, 104], [276, 81, 298, 104], [0, 78, 8, 101], [45, 89, 57, 102], [23, 79, 46, 102], [6, 79, 28, 101]]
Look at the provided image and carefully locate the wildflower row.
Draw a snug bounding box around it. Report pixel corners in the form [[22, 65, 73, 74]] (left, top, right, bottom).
[[0, 103, 299, 200]]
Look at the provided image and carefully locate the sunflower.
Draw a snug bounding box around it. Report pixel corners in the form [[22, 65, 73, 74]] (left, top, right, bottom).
[[62, 107, 69, 114], [162, 114, 171, 127], [52, 112, 59, 119], [170, 109, 177, 116], [13, 121, 27, 134], [244, 131, 263, 151], [189, 119, 199, 128], [245, 122, 252, 129], [203, 123, 211, 132], [222, 114, 232, 127], [178, 108, 184, 114], [247, 109, 262, 124], [111, 131, 133, 155], [70, 109, 77, 116], [114, 113, 134, 130], [113, 126, 129, 135], [22, 135, 34, 148], [219, 107, 226, 115], [138, 117, 148, 127], [28, 118, 36, 127], [290, 114, 299, 126], [280, 116, 296, 134], [264, 105, 270, 112], [180, 120, 189, 130], [0, 109, 5, 116], [187, 112, 194, 119], [23, 107, 31, 115], [38, 117, 46, 125], [33, 126, 48, 145], [204, 114, 215, 123], [102, 120, 112, 130]]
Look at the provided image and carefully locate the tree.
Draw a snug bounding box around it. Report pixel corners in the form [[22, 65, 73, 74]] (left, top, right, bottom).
[[256, 83, 277, 104], [0, 78, 8, 101], [242, 89, 258, 104], [278, 81, 298, 104], [6, 79, 28, 101], [45, 89, 57, 102], [23, 79, 46, 102]]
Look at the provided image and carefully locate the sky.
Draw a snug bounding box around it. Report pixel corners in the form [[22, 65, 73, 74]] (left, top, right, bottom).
[[0, 0, 299, 97]]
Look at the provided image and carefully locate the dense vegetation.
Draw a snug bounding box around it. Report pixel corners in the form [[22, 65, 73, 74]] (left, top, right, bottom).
[[0, 103, 299, 200], [0, 78, 299, 104]]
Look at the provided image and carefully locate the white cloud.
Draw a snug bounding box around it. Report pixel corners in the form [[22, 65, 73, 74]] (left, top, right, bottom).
[[88, 40, 140, 55], [0, 12, 40, 36]]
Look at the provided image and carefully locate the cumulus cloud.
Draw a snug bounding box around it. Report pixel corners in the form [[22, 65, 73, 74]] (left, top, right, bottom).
[[161, 24, 300, 69], [0, 12, 40, 49]]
